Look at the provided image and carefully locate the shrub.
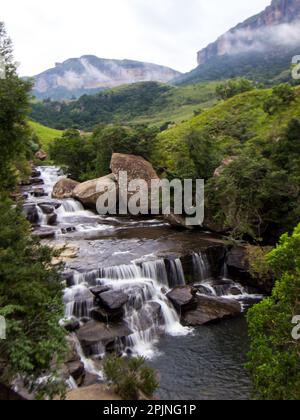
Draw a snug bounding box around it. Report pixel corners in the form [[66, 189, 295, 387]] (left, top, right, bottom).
[[103, 355, 159, 400], [247, 224, 300, 400]]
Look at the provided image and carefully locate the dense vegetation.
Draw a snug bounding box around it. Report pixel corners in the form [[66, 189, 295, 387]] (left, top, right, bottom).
[[30, 81, 218, 130], [49, 125, 158, 181], [153, 85, 300, 242], [28, 121, 63, 151], [247, 224, 300, 400], [0, 22, 66, 398]]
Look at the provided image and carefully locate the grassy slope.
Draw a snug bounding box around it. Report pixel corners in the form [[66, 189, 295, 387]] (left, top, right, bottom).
[[29, 121, 63, 150], [30, 81, 219, 130], [153, 86, 300, 177]]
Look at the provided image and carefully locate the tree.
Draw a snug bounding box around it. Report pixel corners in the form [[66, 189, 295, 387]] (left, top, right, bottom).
[[216, 78, 254, 100], [247, 224, 300, 400], [0, 197, 66, 399], [0, 22, 32, 190], [263, 83, 296, 115]]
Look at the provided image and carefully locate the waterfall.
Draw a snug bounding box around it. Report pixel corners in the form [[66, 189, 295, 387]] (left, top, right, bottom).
[[168, 258, 186, 288], [37, 166, 64, 196], [192, 252, 211, 282], [141, 259, 169, 287], [63, 285, 94, 319], [99, 276, 190, 358], [37, 206, 48, 226], [65, 259, 190, 358]]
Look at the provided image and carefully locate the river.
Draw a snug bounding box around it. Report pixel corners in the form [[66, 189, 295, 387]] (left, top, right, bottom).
[[22, 166, 260, 400]]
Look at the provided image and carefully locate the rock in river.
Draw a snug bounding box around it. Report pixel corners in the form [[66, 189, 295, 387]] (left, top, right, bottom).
[[72, 174, 117, 209], [98, 290, 129, 311], [167, 286, 197, 311], [76, 320, 132, 354], [182, 294, 242, 326], [52, 178, 79, 199]]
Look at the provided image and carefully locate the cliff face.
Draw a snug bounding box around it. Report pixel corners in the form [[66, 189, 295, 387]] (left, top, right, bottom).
[[197, 0, 300, 65], [32, 56, 181, 100]]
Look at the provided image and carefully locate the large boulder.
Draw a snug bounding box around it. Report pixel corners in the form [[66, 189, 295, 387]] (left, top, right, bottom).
[[167, 286, 197, 311], [182, 295, 241, 326], [110, 153, 159, 187], [35, 150, 47, 161], [97, 290, 129, 311], [52, 178, 79, 199], [22, 204, 39, 224], [72, 174, 117, 209], [76, 320, 132, 355]]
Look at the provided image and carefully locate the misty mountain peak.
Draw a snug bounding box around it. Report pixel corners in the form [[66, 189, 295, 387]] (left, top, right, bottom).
[[33, 56, 181, 100]]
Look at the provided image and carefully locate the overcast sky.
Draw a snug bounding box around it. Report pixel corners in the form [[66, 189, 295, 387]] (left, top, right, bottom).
[[1, 0, 271, 76]]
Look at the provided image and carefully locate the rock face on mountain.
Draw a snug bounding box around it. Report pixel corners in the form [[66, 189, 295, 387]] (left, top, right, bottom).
[[197, 0, 300, 66], [175, 0, 300, 85], [32, 56, 181, 100]]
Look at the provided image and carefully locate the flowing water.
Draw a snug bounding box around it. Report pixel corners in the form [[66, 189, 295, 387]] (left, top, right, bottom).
[[23, 166, 263, 400]]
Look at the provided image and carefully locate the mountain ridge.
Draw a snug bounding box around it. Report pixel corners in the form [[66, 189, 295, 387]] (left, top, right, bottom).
[[175, 0, 300, 85], [32, 55, 181, 100]]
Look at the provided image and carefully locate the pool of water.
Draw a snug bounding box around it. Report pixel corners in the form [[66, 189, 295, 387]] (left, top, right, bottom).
[[150, 316, 252, 400]]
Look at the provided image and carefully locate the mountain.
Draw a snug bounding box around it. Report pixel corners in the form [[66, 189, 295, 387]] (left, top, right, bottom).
[[175, 0, 300, 85], [31, 56, 181, 100]]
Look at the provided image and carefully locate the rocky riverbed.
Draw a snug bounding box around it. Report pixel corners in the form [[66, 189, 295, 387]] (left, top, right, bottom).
[[19, 164, 265, 400]]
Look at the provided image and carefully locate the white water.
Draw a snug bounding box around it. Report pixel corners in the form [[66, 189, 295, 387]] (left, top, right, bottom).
[[168, 258, 186, 288], [193, 252, 211, 281]]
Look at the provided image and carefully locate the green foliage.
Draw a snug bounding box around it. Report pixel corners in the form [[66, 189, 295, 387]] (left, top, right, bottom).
[[0, 22, 33, 190], [247, 224, 300, 400], [216, 78, 254, 100], [30, 81, 218, 130], [50, 125, 158, 181], [28, 121, 63, 151], [0, 197, 66, 399], [263, 84, 296, 115], [103, 354, 159, 400], [246, 245, 273, 283]]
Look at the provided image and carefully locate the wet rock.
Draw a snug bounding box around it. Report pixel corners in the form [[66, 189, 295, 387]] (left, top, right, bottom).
[[61, 226, 76, 234], [226, 246, 274, 294], [73, 174, 117, 209], [38, 204, 55, 214], [91, 307, 124, 323], [29, 177, 44, 185], [67, 361, 85, 384], [51, 244, 79, 265], [164, 213, 194, 230], [62, 271, 75, 287], [47, 213, 57, 226], [182, 295, 242, 326], [22, 204, 39, 224], [32, 187, 46, 198], [35, 150, 48, 161], [31, 169, 41, 178], [138, 302, 162, 331], [167, 286, 197, 311], [98, 291, 129, 311], [62, 318, 80, 333], [90, 286, 111, 297], [32, 227, 56, 239], [76, 320, 132, 354], [52, 178, 79, 199]]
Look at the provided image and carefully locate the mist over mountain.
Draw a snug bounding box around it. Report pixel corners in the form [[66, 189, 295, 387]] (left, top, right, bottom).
[[175, 0, 300, 85], [32, 56, 181, 100]]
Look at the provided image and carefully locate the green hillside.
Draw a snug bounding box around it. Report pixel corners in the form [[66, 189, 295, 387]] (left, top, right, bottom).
[[30, 81, 218, 130], [153, 86, 300, 178], [29, 121, 63, 150]]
